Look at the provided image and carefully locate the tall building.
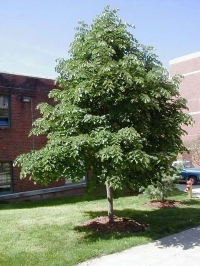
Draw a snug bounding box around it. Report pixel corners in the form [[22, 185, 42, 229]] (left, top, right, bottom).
[[169, 51, 200, 142]]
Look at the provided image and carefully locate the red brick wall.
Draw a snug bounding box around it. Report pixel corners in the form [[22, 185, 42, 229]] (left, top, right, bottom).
[[0, 72, 65, 192]]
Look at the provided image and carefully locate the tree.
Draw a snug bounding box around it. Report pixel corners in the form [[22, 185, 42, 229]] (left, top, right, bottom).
[[184, 137, 200, 166], [140, 169, 180, 203], [14, 6, 192, 223]]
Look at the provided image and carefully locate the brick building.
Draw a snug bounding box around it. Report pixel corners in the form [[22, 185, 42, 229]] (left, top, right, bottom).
[[169, 51, 200, 143], [0, 72, 85, 201]]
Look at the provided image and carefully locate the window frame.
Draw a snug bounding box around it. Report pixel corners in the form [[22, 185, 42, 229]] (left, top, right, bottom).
[[65, 175, 87, 186], [0, 161, 13, 195], [0, 95, 10, 128]]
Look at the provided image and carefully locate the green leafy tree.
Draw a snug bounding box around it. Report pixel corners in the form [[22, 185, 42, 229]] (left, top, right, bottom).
[[184, 137, 200, 166], [15, 6, 192, 223]]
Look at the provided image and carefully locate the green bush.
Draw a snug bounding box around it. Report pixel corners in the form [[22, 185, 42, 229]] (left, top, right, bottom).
[[140, 169, 179, 202]]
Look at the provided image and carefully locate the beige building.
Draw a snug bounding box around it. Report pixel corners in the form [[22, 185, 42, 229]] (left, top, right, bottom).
[[169, 51, 200, 142]]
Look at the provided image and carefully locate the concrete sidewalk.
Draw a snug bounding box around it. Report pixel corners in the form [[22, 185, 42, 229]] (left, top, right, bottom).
[[78, 186, 200, 266], [77, 226, 200, 266]]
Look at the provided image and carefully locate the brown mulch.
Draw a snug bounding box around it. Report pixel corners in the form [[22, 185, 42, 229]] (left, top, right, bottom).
[[82, 215, 147, 234], [143, 199, 187, 208], [81, 200, 187, 234]]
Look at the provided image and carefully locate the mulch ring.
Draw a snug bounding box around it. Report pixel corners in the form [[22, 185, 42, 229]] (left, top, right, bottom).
[[143, 199, 187, 209], [81, 200, 187, 234], [82, 216, 147, 234]]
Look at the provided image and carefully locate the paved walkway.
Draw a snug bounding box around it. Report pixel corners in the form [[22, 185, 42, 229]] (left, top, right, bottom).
[[177, 184, 200, 197], [77, 226, 200, 266], [78, 186, 200, 266]]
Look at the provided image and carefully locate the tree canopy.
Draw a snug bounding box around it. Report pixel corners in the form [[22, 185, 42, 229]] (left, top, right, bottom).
[[15, 7, 192, 216], [184, 137, 200, 166]]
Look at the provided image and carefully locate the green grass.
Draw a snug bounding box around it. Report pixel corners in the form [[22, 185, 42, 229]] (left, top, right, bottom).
[[0, 190, 200, 266]]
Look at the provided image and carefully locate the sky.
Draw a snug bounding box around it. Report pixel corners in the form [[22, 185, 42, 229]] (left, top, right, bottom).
[[0, 0, 200, 79]]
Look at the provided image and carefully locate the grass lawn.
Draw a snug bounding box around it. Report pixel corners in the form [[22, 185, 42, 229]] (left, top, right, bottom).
[[0, 189, 200, 266]]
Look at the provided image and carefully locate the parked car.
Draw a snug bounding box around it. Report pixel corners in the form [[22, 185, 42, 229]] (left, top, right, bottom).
[[172, 160, 200, 185]]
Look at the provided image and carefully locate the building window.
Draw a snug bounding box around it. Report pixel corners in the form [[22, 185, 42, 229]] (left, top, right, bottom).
[[65, 176, 86, 185], [0, 162, 13, 194], [0, 95, 10, 127]]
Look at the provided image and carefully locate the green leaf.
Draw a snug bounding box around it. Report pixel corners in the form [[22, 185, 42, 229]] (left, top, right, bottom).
[[15, 5, 192, 196]]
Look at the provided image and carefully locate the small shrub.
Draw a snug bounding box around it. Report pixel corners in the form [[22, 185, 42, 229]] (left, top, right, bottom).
[[140, 169, 179, 202]]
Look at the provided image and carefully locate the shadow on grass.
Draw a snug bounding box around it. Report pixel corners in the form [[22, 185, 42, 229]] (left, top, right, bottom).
[[74, 206, 200, 250], [0, 193, 107, 210], [183, 198, 200, 206], [0, 190, 138, 210]]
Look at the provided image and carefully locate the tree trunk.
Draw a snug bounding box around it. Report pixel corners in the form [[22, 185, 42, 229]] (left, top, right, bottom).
[[106, 183, 114, 223], [161, 191, 165, 203]]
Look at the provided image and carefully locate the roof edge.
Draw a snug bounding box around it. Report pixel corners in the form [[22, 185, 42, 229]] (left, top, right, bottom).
[[0, 71, 55, 81], [169, 51, 200, 65]]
